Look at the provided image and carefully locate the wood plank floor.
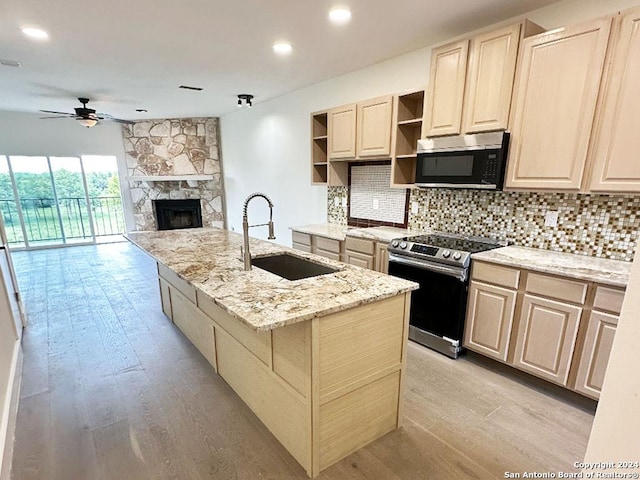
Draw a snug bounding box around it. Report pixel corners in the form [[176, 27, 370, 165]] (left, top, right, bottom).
[[9, 242, 596, 480]]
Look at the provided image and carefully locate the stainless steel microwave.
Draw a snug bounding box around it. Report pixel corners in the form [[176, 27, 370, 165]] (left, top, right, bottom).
[[415, 131, 510, 190]]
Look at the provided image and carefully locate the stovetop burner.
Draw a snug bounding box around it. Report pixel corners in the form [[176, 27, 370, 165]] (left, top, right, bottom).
[[388, 232, 505, 269]]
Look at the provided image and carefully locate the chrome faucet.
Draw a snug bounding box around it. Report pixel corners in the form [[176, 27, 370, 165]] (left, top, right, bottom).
[[242, 192, 275, 270]]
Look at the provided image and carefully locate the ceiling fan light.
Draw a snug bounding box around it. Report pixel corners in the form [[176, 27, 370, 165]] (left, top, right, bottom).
[[77, 118, 98, 128]]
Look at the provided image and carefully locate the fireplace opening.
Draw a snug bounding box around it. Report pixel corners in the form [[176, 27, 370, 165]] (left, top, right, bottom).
[[153, 199, 203, 230]]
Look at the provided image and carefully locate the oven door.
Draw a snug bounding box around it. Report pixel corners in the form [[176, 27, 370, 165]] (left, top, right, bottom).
[[388, 253, 469, 358]]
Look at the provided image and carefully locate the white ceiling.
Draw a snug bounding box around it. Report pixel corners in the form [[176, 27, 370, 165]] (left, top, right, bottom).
[[0, 0, 562, 121]]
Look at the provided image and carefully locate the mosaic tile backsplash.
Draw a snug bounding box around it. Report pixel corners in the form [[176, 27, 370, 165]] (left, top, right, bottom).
[[328, 187, 640, 262]]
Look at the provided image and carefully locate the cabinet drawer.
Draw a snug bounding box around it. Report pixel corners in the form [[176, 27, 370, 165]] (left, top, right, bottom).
[[593, 286, 625, 314], [157, 263, 196, 303], [292, 242, 312, 253], [315, 236, 342, 254], [316, 250, 341, 262], [345, 236, 375, 255], [292, 231, 311, 246], [525, 273, 588, 304], [471, 261, 520, 289]]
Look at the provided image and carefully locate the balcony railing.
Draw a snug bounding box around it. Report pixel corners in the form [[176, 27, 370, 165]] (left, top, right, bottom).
[[0, 196, 125, 245]]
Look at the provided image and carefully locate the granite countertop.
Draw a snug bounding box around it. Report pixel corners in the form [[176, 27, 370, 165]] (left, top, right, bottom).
[[290, 223, 418, 243], [126, 228, 418, 331], [472, 246, 631, 288], [289, 223, 351, 241]]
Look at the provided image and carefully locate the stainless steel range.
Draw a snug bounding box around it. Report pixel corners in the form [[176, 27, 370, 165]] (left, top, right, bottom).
[[387, 233, 504, 358]]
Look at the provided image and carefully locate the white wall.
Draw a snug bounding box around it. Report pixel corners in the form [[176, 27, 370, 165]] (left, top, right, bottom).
[[0, 110, 134, 231], [220, 0, 640, 246]]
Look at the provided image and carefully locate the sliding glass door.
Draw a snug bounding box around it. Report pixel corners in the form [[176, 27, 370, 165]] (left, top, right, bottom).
[[0, 155, 125, 249]]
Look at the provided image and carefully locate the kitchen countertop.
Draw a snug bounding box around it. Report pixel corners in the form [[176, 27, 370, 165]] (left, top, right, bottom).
[[290, 223, 418, 243], [126, 228, 418, 331], [472, 246, 631, 288]]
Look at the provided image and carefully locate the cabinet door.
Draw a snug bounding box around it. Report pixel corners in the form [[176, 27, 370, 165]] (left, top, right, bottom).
[[357, 96, 393, 157], [344, 251, 374, 270], [464, 281, 517, 362], [171, 288, 217, 370], [463, 24, 521, 133], [329, 104, 357, 159], [424, 39, 469, 137], [505, 18, 612, 191], [573, 310, 618, 399], [375, 242, 389, 274], [512, 294, 582, 386], [589, 7, 640, 192]]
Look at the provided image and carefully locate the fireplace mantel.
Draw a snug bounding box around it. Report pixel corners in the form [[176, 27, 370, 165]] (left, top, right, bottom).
[[128, 175, 214, 188]]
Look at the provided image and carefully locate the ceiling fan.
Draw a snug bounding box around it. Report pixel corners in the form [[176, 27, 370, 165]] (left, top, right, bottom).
[[40, 97, 135, 128]]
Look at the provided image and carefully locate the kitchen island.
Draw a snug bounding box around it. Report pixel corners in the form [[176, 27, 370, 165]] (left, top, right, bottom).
[[126, 228, 418, 478]]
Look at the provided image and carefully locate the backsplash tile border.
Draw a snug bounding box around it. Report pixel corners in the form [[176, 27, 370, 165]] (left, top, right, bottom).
[[327, 186, 639, 262]]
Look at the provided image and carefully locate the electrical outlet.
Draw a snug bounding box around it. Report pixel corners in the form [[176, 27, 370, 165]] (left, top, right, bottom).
[[544, 211, 559, 227], [372, 199, 379, 210], [411, 202, 419, 215], [341, 197, 347, 207], [334, 197, 340, 207]]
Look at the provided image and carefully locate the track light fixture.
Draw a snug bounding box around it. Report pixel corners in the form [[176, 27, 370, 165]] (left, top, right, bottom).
[[237, 94, 253, 108]]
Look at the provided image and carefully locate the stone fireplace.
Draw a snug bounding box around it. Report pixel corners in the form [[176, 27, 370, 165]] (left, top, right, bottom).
[[122, 117, 225, 231], [153, 199, 203, 230]]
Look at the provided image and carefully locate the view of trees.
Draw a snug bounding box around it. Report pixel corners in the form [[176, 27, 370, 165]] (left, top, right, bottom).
[[0, 170, 121, 201]]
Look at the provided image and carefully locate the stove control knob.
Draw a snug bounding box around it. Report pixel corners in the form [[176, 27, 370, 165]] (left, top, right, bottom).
[[391, 240, 399, 248], [453, 252, 462, 261], [442, 250, 451, 258], [400, 242, 408, 249]]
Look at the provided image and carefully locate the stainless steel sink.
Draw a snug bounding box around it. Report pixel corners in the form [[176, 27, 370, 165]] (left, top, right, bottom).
[[251, 253, 338, 280]]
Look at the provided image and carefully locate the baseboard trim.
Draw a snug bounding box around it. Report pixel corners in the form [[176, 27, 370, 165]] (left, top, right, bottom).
[[0, 344, 23, 480]]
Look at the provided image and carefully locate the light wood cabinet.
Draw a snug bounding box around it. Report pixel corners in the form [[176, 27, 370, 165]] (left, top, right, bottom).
[[424, 39, 469, 137], [573, 311, 618, 399], [423, 21, 543, 139], [314, 235, 343, 262], [328, 104, 357, 159], [573, 285, 624, 399], [512, 294, 582, 386], [357, 95, 393, 158], [464, 281, 517, 362], [310, 111, 328, 185], [375, 242, 389, 274], [463, 24, 522, 133], [292, 231, 312, 253], [465, 261, 625, 398], [505, 18, 612, 191], [344, 250, 374, 270], [391, 89, 424, 188], [588, 7, 640, 192]]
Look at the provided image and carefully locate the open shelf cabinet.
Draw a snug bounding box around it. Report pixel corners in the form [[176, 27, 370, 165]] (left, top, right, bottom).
[[311, 111, 329, 185], [391, 89, 424, 188]]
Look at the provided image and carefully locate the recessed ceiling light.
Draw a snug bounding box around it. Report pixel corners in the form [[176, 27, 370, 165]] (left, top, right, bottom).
[[21, 27, 49, 40], [329, 7, 351, 25], [273, 42, 293, 55]]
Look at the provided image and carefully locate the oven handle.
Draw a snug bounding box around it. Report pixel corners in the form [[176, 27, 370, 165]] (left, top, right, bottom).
[[388, 253, 467, 282]]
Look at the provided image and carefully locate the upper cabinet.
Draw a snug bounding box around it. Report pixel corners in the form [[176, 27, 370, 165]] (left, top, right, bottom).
[[463, 24, 522, 133], [588, 7, 640, 192], [328, 104, 357, 159], [311, 111, 328, 185], [357, 95, 393, 157], [423, 40, 469, 137], [423, 20, 544, 138], [505, 18, 612, 191]]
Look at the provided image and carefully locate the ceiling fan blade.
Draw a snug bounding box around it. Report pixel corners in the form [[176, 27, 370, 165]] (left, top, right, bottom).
[[40, 115, 74, 119], [106, 118, 135, 125], [40, 109, 73, 115]]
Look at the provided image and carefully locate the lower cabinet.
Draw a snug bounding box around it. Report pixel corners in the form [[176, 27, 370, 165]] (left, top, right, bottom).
[[512, 294, 581, 386], [344, 236, 376, 270], [464, 260, 625, 399], [157, 262, 410, 477], [375, 242, 389, 274], [465, 281, 517, 362]]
